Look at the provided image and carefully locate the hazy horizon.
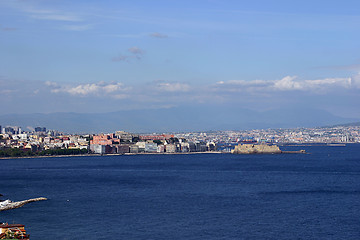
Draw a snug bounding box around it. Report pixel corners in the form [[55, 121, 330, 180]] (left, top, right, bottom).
[[0, 107, 358, 134]]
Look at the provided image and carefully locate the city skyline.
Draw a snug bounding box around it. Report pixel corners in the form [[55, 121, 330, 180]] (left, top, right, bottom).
[[1, 0, 360, 122]]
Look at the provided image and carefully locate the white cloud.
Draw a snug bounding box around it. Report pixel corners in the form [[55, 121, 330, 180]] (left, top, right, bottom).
[[1, 74, 358, 116], [304, 77, 352, 89], [67, 83, 100, 95], [216, 76, 354, 93], [102, 82, 125, 93], [218, 79, 269, 87], [156, 82, 190, 92], [43, 75, 358, 110], [45, 81, 58, 87], [350, 72, 360, 88], [47, 81, 128, 97], [273, 76, 302, 90]]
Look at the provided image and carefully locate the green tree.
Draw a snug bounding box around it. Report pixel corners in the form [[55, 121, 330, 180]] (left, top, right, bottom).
[[153, 140, 162, 145]]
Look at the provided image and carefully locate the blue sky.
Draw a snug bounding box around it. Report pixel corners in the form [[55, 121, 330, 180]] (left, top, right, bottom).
[[1, 0, 360, 118]]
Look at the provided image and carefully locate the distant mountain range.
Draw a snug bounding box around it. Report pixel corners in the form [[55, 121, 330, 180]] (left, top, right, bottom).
[[0, 106, 358, 133], [329, 122, 360, 127]]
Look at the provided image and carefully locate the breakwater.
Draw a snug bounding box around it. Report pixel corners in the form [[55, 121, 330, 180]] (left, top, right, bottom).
[[0, 197, 47, 212]]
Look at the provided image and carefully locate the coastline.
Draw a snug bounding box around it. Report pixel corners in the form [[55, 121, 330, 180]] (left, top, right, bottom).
[[0, 151, 225, 160]]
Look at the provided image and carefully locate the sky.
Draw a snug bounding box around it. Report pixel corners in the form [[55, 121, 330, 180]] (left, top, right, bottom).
[[1, 0, 360, 119]]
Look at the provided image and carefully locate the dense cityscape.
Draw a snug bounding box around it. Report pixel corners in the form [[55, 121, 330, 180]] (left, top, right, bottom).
[[0, 123, 359, 157]]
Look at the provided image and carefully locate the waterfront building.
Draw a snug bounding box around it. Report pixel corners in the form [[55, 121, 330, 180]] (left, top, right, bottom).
[[207, 142, 216, 151], [165, 144, 176, 153], [145, 142, 158, 153], [135, 142, 146, 152], [91, 134, 113, 145], [129, 145, 139, 153], [188, 142, 196, 152], [116, 144, 130, 154], [115, 131, 135, 142], [157, 145, 165, 153], [90, 144, 106, 154], [180, 142, 190, 152]]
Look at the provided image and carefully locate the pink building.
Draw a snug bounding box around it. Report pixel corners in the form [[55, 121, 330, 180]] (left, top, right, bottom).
[[91, 134, 113, 145]]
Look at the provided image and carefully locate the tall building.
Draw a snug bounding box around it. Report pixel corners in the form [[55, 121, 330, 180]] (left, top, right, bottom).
[[35, 127, 46, 132], [4, 127, 15, 134]]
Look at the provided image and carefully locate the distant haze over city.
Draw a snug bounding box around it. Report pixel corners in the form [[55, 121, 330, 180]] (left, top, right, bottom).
[[1, 0, 359, 129], [0, 107, 358, 134]]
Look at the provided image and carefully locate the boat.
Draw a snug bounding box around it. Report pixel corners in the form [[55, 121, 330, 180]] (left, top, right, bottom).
[[0, 223, 30, 240]]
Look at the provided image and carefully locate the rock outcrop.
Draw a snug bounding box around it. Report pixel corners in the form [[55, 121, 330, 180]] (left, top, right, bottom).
[[232, 144, 282, 154]]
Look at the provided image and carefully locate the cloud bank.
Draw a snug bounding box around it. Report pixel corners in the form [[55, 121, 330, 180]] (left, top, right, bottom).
[[155, 82, 190, 92], [45, 81, 128, 96], [2, 74, 359, 116], [215, 76, 355, 92]]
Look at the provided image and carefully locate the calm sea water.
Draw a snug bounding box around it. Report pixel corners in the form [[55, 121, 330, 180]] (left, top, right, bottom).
[[1, 145, 360, 239]]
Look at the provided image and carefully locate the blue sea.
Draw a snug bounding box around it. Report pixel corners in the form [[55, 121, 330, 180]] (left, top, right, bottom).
[[1, 145, 360, 239]]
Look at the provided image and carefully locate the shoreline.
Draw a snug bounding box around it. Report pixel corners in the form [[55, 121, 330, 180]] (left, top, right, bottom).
[[0, 151, 225, 160]]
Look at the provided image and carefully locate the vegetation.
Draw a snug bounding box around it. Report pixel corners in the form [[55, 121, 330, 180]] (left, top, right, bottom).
[[0, 148, 35, 157], [0, 148, 88, 158], [168, 137, 179, 144], [153, 140, 162, 145], [38, 148, 88, 156]]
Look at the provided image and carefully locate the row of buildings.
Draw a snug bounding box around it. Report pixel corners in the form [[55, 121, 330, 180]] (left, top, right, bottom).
[[1, 124, 359, 155], [176, 125, 360, 144], [89, 131, 216, 154], [0, 127, 216, 154]]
